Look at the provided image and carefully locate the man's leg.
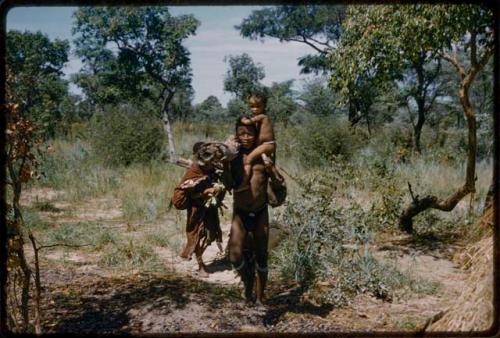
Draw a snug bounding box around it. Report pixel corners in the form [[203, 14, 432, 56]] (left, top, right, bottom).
[[229, 213, 254, 302], [253, 208, 269, 305]]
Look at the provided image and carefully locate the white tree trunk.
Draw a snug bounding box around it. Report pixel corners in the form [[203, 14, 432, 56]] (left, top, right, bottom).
[[161, 90, 176, 162], [162, 110, 176, 162]]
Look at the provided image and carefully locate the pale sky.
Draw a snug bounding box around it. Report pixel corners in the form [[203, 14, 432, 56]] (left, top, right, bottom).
[[7, 6, 315, 105]]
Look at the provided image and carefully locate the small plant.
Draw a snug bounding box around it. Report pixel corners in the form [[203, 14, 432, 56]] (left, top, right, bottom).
[[98, 238, 164, 272]]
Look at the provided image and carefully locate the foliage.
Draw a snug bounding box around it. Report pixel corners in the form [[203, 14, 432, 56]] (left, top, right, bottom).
[[294, 117, 361, 167], [73, 7, 199, 104], [266, 80, 298, 123], [223, 53, 265, 100], [225, 98, 248, 119], [5, 68, 45, 333], [298, 77, 338, 117], [237, 5, 345, 74], [193, 95, 225, 121], [89, 105, 165, 166], [327, 4, 494, 152], [6, 30, 70, 137], [271, 164, 438, 307], [169, 87, 196, 121], [329, 4, 493, 97], [73, 6, 200, 160]]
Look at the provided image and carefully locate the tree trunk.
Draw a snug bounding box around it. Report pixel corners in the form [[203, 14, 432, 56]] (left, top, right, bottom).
[[399, 60, 480, 233], [413, 109, 425, 154], [413, 58, 426, 154], [161, 90, 176, 162]]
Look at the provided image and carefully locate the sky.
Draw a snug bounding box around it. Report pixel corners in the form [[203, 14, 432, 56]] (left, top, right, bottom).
[[6, 6, 315, 105]]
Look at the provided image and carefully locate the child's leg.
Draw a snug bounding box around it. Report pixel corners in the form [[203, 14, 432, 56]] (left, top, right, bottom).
[[245, 142, 276, 165]]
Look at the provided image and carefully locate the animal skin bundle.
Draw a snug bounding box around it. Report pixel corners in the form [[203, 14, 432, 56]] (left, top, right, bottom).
[[175, 136, 240, 170]]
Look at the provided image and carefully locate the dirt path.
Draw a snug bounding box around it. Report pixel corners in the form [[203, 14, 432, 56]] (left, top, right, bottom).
[[21, 188, 468, 333]]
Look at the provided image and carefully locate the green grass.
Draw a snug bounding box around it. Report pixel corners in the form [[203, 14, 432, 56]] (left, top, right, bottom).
[[98, 238, 165, 272], [24, 119, 494, 300], [114, 161, 184, 223]]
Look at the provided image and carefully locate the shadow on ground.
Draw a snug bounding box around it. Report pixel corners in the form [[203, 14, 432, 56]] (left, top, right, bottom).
[[41, 272, 338, 333]]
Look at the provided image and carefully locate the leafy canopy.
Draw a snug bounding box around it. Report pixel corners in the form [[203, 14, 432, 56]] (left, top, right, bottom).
[[6, 30, 70, 136], [223, 53, 265, 100], [329, 4, 494, 99], [72, 7, 200, 106], [237, 5, 345, 74]]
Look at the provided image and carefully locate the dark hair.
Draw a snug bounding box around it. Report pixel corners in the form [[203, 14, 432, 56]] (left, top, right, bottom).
[[247, 91, 267, 106], [192, 141, 204, 154], [235, 116, 257, 134]]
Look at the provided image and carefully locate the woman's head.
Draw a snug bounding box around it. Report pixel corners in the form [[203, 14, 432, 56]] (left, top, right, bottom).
[[235, 117, 257, 150]]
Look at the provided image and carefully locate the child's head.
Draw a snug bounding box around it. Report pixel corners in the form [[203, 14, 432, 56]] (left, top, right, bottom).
[[247, 92, 267, 116]]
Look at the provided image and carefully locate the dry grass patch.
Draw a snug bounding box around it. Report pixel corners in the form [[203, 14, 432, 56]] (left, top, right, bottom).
[[428, 208, 494, 332]]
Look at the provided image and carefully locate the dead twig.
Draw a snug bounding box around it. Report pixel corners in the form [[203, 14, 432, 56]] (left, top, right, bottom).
[[27, 233, 41, 334]]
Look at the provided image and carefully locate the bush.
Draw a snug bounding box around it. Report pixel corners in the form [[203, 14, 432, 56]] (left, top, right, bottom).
[[90, 106, 165, 166], [271, 167, 440, 307], [294, 117, 362, 167]]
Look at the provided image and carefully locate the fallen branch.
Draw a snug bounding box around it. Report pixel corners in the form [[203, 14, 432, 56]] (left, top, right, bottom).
[[399, 184, 472, 234], [37, 243, 92, 250]]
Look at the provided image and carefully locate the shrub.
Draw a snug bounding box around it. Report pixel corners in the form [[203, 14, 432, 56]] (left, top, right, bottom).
[[294, 117, 362, 167], [90, 105, 165, 166], [271, 167, 440, 307]]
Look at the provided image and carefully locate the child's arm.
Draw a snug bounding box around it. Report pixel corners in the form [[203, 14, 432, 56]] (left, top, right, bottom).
[[241, 114, 268, 125]]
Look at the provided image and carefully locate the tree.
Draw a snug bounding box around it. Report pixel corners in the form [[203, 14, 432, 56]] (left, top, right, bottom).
[[170, 87, 195, 121], [223, 53, 265, 100], [237, 5, 381, 130], [72, 49, 154, 110], [237, 5, 345, 74], [330, 4, 494, 232], [6, 31, 70, 137], [266, 80, 298, 124], [4, 68, 44, 333], [298, 77, 338, 117], [72, 7, 200, 161], [225, 98, 248, 119], [328, 6, 450, 153], [193, 95, 224, 121]]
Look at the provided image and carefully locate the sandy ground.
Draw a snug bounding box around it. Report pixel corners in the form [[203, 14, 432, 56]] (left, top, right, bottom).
[[18, 187, 470, 334]]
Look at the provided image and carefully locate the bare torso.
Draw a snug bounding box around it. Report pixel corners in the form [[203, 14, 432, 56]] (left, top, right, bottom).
[[233, 157, 268, 210], [252, 114, 275, 145]]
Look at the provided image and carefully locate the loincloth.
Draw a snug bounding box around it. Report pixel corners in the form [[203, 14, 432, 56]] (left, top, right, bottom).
[[234, 204, 267, 232]]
